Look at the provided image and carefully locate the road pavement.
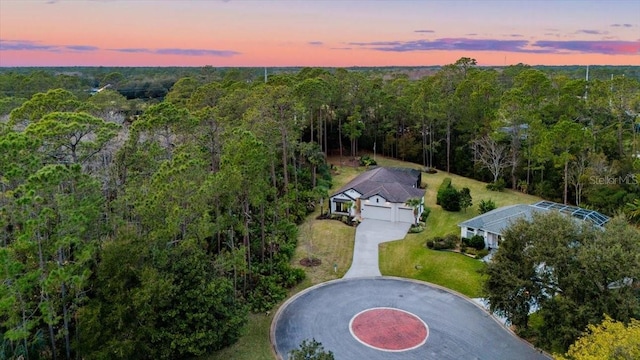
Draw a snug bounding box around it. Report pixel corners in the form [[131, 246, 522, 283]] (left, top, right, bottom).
[[272, 277, 550, 360]]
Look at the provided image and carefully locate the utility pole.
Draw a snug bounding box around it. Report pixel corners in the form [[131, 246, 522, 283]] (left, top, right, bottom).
[[584, 65, 589, 101]]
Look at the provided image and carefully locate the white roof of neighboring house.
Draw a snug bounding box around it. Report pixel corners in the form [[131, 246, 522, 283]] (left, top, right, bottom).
[[458, 201, 610, 236]]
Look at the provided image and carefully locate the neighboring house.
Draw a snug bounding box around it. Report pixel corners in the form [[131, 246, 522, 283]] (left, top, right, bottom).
[[329, 167, 425, 224], [458, 200, 610, 250]]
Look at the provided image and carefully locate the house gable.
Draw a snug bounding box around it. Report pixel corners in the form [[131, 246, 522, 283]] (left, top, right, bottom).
[[363, 194, 388, 205]]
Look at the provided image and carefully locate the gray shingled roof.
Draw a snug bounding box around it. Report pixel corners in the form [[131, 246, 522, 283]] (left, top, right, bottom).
[[333, 167, 424, 203], [458, 201, 610, 235]]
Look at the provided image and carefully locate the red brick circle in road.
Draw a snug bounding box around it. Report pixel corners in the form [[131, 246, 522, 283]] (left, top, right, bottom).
[[349, 307, 428, 352]]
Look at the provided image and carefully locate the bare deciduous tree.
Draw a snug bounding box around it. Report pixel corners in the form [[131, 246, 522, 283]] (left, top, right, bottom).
[[567, 152, 589, 206], [471, 135, 513, 183]]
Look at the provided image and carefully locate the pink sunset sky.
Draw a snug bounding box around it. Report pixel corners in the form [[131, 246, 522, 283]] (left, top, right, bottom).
[[0, 0, 639, 67]]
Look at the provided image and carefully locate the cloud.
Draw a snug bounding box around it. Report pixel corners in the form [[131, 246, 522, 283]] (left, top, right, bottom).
[[110, 48, 150, 53], [308, 41, 323, 46], [0, 39, 59, 51], [112, 47, 240, 57], [611, 23, 633, 27], [532, 40, 640, 55], [1, 39, 241, 57], [349, 38, 535, 53], [154, 48, 240, 56], [1, 39, 96, 52], [65, 45, 99, 51], [507, 34, 524, 38], [348, 37, 640, 55], [576, 29, 607, 35], [414, 30, 435, 33]]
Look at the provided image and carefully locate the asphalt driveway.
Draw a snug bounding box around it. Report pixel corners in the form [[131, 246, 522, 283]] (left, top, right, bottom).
[[343, 219, 411, 278], [272, 277, 550, 360]]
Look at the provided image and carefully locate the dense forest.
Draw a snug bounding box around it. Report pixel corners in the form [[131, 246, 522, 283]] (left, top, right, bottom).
[[0, 61, 639, 359]]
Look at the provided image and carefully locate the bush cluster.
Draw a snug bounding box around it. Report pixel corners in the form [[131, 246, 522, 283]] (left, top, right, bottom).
[[462, 234, 486, 250], [478, 199, 497, 214], [426, 234, 459, 250], [436, 178, 452, 205], [359, 154, 377, 167], [420, 207, 431, 222], [436, 178, 471, 212], [486, 178, 506, 191]]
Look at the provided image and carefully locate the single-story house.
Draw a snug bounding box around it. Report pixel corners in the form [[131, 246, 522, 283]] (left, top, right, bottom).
[[329, 167, 425, 224], [458, 200, 610, 250]]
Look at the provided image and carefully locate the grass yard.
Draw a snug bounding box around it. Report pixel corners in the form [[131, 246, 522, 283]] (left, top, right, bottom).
[[379, 236, 486, 297], [207, 313, 274, 360]]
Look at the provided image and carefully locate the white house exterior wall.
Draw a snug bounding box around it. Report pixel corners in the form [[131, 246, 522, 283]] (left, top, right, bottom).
[[345, 189, 361, 199], [365, 195, 387, 206], [486, 233, 499, 249], [330, 193, 354, 216], [460, 226, 500, 250], [330, 190, 423, 224]]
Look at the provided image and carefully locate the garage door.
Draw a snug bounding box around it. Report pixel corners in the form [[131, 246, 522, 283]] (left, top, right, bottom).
[[362, 204, 392, 222], [398, 208, 415, 224]]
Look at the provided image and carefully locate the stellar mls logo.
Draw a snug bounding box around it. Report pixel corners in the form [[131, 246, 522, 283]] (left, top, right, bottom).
[[589, 174, 639, 185]]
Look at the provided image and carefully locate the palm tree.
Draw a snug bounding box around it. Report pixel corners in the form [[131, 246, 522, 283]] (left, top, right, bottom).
[[406, 197, 423, 225], [625, 199, 640, 223]]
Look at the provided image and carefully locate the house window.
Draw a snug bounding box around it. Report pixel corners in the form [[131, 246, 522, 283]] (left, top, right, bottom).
[[335, 202, 350, 213], [376, 198, 379, 203], [466, 227, 475, 239]]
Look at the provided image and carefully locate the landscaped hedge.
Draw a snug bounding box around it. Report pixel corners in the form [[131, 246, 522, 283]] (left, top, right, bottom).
[[478, 199, 497, 214], [439, 186, 461, 211], [486, 178, 506, 191], [359, 154, 377, 167], [426, 234, 459, 250], [436, 177, 452, 205], [420, 207, 431, 222], [462, 234, 486, 250]]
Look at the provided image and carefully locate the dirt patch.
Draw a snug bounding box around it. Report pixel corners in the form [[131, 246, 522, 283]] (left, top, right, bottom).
[[327, 155, 361, 168], [299, 257, 322, 267]]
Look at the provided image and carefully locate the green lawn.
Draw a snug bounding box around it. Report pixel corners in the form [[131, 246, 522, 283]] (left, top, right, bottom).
[[207, 313, 274, 360], [207, 156, 542, 359], [380, 237, 486, 297]]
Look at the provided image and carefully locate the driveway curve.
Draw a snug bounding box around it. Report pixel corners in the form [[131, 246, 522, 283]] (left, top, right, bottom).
[[272, 277, 549, 360]]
